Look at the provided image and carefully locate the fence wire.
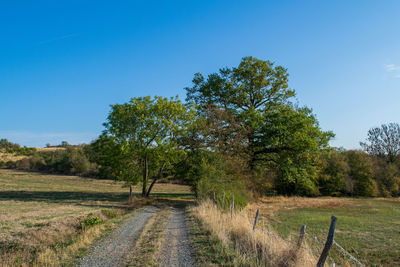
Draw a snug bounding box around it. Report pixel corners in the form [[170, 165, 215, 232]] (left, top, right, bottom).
[[212, 196, 365, 267], [255, 216, 365, 267]]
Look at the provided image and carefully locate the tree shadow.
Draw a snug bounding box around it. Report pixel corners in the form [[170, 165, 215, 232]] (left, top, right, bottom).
[[0, 190, 129, 209], [0, 191, 195, 209]]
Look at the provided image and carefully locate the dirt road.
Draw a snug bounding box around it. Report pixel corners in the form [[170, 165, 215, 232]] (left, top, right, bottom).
[[77, 206, 158, 267], [77, 205, 194, 267], [159, 207, 195, 266]]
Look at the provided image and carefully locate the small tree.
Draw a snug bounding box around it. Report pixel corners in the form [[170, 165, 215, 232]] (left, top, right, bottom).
[[60, 141, 70, 147], [103, 96, 196, 197], [360, 123, 400, 163]]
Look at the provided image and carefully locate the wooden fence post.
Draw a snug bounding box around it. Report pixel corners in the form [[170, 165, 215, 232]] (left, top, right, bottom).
[[317, 216, 337, 267], [253, 208, 260, 230], [213, 191, 216, 203], [222, 192, 225, 206], [297, 224, 306, 248]]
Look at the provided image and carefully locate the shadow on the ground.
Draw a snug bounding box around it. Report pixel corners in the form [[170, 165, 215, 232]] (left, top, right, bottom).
[[0, 190, 194, 209]]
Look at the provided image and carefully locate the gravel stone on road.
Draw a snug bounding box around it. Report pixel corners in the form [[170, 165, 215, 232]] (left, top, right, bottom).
[[77, 206, 158, 267]]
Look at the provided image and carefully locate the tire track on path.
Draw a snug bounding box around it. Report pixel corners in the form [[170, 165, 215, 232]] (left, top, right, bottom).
[[159, 207, 195, 267]]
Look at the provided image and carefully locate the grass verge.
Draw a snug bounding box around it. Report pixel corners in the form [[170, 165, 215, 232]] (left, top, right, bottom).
[[186, 206, 241, 266], [34, 208, 132, 266], [189, 199, 317, 266], [127, 207, 170, 266]]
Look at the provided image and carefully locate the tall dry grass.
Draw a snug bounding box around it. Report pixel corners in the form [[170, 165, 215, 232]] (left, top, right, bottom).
[[190, 199, 317, 267]]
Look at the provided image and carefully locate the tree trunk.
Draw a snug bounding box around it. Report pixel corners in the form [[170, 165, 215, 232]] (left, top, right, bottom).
[[145, 163, 166, 197], [248, 131, 256, 170], [145, 178, 158, 197], [142, 155, 148, 197]]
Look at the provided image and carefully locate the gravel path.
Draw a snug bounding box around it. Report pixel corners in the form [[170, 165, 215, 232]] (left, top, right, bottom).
[[159, 207, 195, 267], [77, 206, 158, 267]]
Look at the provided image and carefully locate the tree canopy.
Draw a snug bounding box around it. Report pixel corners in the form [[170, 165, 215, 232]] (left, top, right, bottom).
[[360, 123, 400, 163], [99, 96, 196, 197], [185, 56, 334, 195]]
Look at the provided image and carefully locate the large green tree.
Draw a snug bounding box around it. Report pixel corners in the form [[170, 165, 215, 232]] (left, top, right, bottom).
[[186, 56, 295, 163], [255, 104, 333, 195], [100, 96, 196, 197], [185, 57, 333, 195]]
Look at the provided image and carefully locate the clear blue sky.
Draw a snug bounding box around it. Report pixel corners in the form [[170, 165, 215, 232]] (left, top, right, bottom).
[[1, 0, 399, 148]]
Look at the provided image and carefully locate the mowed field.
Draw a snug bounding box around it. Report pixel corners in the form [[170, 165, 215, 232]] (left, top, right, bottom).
[[0, 169, 192, 266], [249, 196, 400, 266]]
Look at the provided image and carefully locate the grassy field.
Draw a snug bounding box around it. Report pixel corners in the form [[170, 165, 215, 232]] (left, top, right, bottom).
[[248, 197, 400, 266], [0, 169, 193, 266]]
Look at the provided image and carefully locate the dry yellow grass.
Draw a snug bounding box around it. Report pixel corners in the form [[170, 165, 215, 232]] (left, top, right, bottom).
[[190, 199, 317, 266], [0, 152, 28, 162], [35, 147, 66, 152], [247, 196, 355, 218]]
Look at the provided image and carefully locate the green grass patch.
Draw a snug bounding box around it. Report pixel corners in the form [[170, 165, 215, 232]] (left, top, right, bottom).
[[268, 198, 400, 266]]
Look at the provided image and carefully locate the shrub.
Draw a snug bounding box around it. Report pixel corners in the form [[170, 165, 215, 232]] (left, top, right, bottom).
[[15, 158, 31, 170], [6, 161, 16, 169], [195, 153, 250, 209], [79, 215, 104, 230], [67, 148, 94, 175], [0, 139, 36, 155], [101, 209, 118, 219], [29, 154, 46, 170]]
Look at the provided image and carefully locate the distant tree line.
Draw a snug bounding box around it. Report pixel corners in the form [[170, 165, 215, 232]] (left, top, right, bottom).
[[1, 57, 399, 202], [0, 138, 36, 156]]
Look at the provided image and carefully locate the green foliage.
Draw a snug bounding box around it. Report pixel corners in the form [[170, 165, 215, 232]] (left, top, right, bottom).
[[67, 147, 94, 174], [102, 96, 197, 196], [257, 105, 334, 196], [186, 56, 294, 112], [345, 150, 378, 197], [0, 138, 36, 155], [88, 133, 138, 181], [318, 150, 349, 196], [60, 141, 70, 147], [373, 159, 400, 196], [101, 209, 118, 219], [192, 153, 249, 209], [9, 147, 96, 176], [185, 57, 334, 197], [79, 215, 104, 230]]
